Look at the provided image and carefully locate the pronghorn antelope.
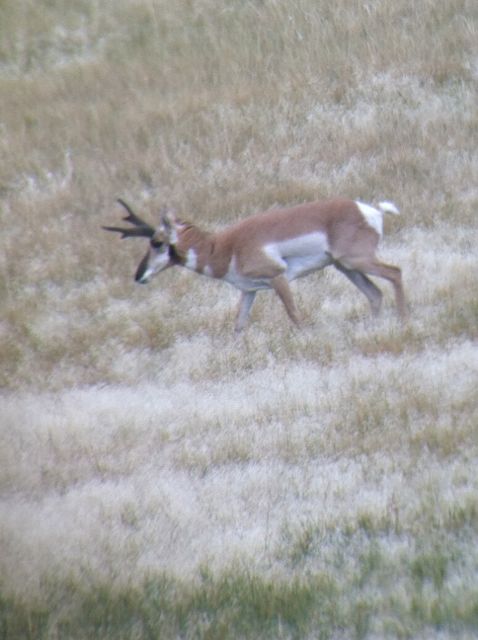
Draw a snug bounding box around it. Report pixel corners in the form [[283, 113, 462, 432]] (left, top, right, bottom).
[[103, 198, 407, 331]]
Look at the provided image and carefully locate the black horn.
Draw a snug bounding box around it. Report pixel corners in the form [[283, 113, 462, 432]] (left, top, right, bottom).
[[102, 199, 155, 238]]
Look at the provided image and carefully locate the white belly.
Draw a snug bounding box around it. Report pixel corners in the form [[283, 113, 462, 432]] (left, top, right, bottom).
[[266, 232, 331, 281], [224, 232, 331, 292]]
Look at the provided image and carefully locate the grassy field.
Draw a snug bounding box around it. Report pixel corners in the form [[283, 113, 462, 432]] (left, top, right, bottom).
[[1, 0, 477, 637]]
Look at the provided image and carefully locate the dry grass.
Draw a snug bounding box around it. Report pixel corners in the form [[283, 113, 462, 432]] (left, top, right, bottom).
[[1, 0, 478, 637]]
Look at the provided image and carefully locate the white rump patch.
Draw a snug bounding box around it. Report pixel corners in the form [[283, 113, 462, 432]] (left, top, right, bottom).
[[355, 201, 384, 236]]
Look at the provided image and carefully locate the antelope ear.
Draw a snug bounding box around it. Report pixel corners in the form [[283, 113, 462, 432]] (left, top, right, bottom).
[[160, 208, 178, 244]]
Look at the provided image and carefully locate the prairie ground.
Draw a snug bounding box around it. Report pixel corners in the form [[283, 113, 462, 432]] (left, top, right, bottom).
[[1, 1, 477, 638]]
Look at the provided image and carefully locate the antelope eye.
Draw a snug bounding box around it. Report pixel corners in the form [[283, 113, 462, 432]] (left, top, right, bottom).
[[150, 238, 163, 249]]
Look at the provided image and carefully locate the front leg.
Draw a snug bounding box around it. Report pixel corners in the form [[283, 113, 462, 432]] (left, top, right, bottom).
[[235, 291, 256, 332], [270, 275, 301, 327]]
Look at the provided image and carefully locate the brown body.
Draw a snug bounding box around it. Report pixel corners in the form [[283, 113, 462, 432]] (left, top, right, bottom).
[[104, 198, 407, 331]]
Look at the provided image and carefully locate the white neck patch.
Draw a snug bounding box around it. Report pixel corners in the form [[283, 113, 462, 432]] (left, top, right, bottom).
[[184, 248, 198, 271]]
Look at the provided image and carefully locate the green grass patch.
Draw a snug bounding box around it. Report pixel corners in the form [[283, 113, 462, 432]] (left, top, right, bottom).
[[3, 516, 478, 640], [0, 571, 339, 640], [3, 556, 478, 640]]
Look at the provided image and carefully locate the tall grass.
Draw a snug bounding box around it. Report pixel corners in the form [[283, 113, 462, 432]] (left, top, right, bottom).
[[1, 0, 477, 637]]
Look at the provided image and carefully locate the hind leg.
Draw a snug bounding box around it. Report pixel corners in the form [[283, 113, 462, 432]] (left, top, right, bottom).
[[365, 261, 407, 320], [334, 263, 383, 316], [344, 258, 408, 320]]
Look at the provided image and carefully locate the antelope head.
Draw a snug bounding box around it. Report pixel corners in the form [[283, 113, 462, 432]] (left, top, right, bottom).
[[103, 199, 179, 283]]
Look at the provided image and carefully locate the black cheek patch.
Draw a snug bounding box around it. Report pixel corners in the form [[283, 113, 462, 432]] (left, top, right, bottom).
[[168, 245, 182, 264], [135, 253, 150, 282]]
